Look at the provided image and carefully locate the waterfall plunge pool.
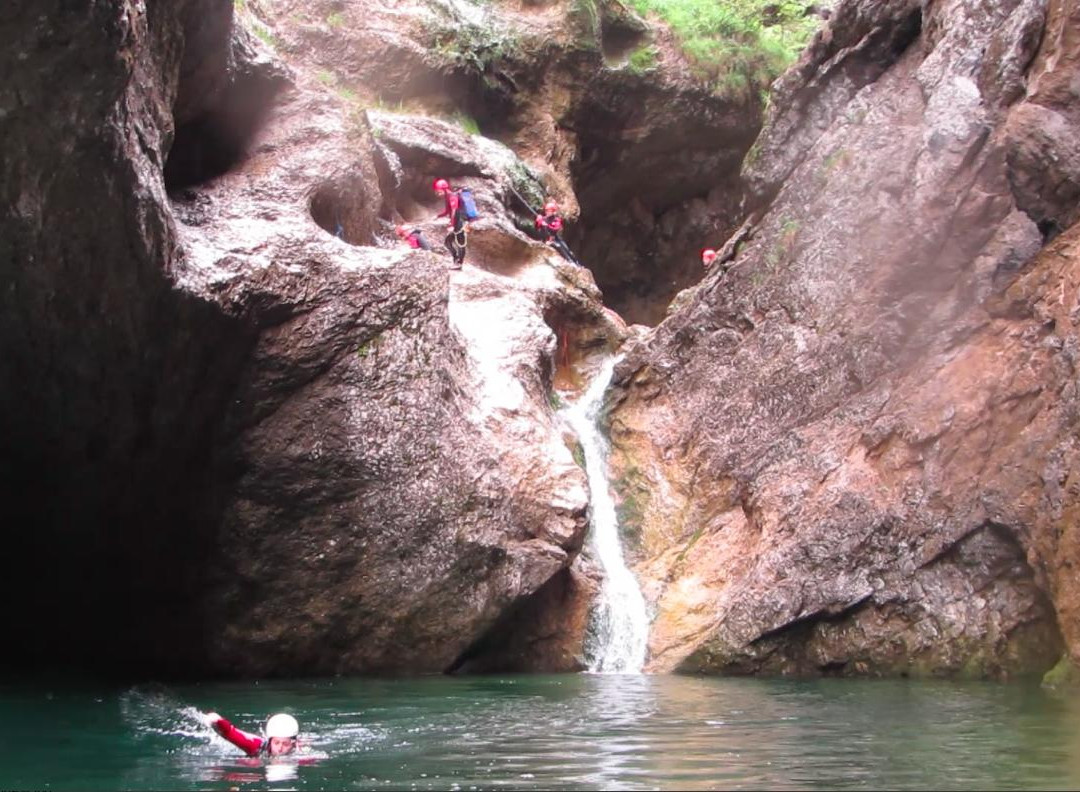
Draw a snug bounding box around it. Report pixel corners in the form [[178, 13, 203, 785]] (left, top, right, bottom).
[[4, 673, 1079, 790]]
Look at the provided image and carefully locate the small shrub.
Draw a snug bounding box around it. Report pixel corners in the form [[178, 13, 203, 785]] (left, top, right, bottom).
[[507, 161, 546, 211], [429, 19, 522, 76], [326, 11, 345, 27], [316, 70, 336, 86], [623, 0, 821, 97]]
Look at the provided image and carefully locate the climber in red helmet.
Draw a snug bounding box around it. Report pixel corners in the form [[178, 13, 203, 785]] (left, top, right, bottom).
[[701, 248, 718, 269], [535, 199, 579, 265], [396, 224, 431, 251], [434, 178, 467, 268]]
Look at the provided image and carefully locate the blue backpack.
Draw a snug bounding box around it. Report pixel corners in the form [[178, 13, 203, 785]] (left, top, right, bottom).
[[457, 188, 480, 221]]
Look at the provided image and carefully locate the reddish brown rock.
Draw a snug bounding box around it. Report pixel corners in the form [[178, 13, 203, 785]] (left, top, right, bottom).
[[611, 0, 1079, 678]]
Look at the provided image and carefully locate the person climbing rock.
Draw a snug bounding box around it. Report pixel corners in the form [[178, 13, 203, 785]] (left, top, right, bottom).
[[395, 224, 431, 251], [204, 711, 303, 757], [433, 178, 468, 269], [701, 248, 718, 269], [535, 199, 579, 265]]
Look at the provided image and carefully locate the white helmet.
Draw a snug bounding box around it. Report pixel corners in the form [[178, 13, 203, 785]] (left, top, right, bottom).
[[265, 713, 299, 739]]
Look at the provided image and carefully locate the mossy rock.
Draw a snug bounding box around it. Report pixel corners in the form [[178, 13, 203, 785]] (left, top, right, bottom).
[[1042, 655, 1080, 689]]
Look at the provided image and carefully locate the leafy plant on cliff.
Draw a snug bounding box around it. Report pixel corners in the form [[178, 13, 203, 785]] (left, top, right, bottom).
[[623, 0, 821, 97], [428, 18, 522, 76], [506, 161, 546, 212]]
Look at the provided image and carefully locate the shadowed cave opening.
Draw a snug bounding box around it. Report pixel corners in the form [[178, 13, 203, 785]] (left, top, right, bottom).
[[310, 178, 376, 245], [558, 87, 761, 326], [163, 21, 288, 191], [0, 3, 279, 680]]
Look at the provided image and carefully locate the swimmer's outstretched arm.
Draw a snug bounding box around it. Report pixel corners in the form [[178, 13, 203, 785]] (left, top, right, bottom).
[[204, 711, 264, 757]]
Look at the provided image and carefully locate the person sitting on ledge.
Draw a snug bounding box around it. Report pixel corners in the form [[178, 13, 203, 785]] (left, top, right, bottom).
[[535, 199, 579, 265], [396, 224, 431, 251]]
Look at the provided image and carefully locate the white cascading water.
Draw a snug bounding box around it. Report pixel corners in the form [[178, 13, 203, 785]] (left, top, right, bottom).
[[562, 357, 649, 673]]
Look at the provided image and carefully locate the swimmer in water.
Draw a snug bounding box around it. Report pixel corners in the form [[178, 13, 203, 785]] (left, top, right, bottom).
[[203, 711, 301, 757]]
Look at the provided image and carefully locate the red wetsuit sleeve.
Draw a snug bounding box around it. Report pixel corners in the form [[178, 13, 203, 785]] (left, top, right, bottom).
[[407, 235, 421, 249], [212, 716, 264, 757]]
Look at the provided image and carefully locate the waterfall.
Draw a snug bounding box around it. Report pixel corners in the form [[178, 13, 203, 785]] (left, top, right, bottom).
[[562, 357, 649, 673]]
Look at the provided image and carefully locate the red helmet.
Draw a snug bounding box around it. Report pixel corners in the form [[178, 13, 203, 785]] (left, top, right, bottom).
[[701, 248, 718, 265], [433, 178, 450, 192], [544, 200, 559, 214]]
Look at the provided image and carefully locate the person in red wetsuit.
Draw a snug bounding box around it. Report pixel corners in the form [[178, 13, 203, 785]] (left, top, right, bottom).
[[535, 200, 579, 265], [395, 224, 431, 251], [433, 178, 467, 268], [204, 711, 301, 757]]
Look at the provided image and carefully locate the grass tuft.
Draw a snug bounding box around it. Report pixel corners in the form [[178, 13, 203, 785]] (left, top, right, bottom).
[[452, 111, 481, 135], [624, 0, 821, 97], [627, 44, 659, 73]]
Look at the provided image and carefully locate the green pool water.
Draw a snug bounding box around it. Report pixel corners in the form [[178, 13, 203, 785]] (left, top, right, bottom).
[[2, 673, 1078, 790]]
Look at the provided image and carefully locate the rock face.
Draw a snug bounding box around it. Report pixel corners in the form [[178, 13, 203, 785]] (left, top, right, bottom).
[[4, 0, 1079, 683], [610, 0, 1080, 677], [0, 0, 624, 676], [268, 0, 763, 325]]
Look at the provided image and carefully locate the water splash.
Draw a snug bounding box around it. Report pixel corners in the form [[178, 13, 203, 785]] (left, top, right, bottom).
[[562, 357, 648, 673], [120, 686, 214, 741]]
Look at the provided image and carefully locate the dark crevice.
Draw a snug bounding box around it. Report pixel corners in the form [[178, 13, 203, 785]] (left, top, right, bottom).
[[750, 593, 874, 647], [446, 567, 591, 674], [541, 301, 622, 393], [164, 25, 290, 191], [310, 178, 374, 245], [600, 19, 648, 62], [1038, 218, 1063, 244]]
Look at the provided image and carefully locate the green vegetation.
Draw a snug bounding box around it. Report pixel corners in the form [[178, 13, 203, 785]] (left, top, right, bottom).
[[623, 0, 821, 96], [317, 70, 336, 86], [627, 44, 659, 73], [1043, 655, 1080, 689], [251, 21, 278, 49], [570, 440, 586, 470], [337, 84, 359, 103], [570, 0, 601, 39], [430, 20, 522, 76], [326, 11, 345, 28], [673, 524, 704, 566], [822, 148, 849, 173], [613, 465, 650, 549], [548, 390, 566, 411], [452, 111, 481, 135], [507, 161, 546, 210], [233, 0, 246, 11]]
